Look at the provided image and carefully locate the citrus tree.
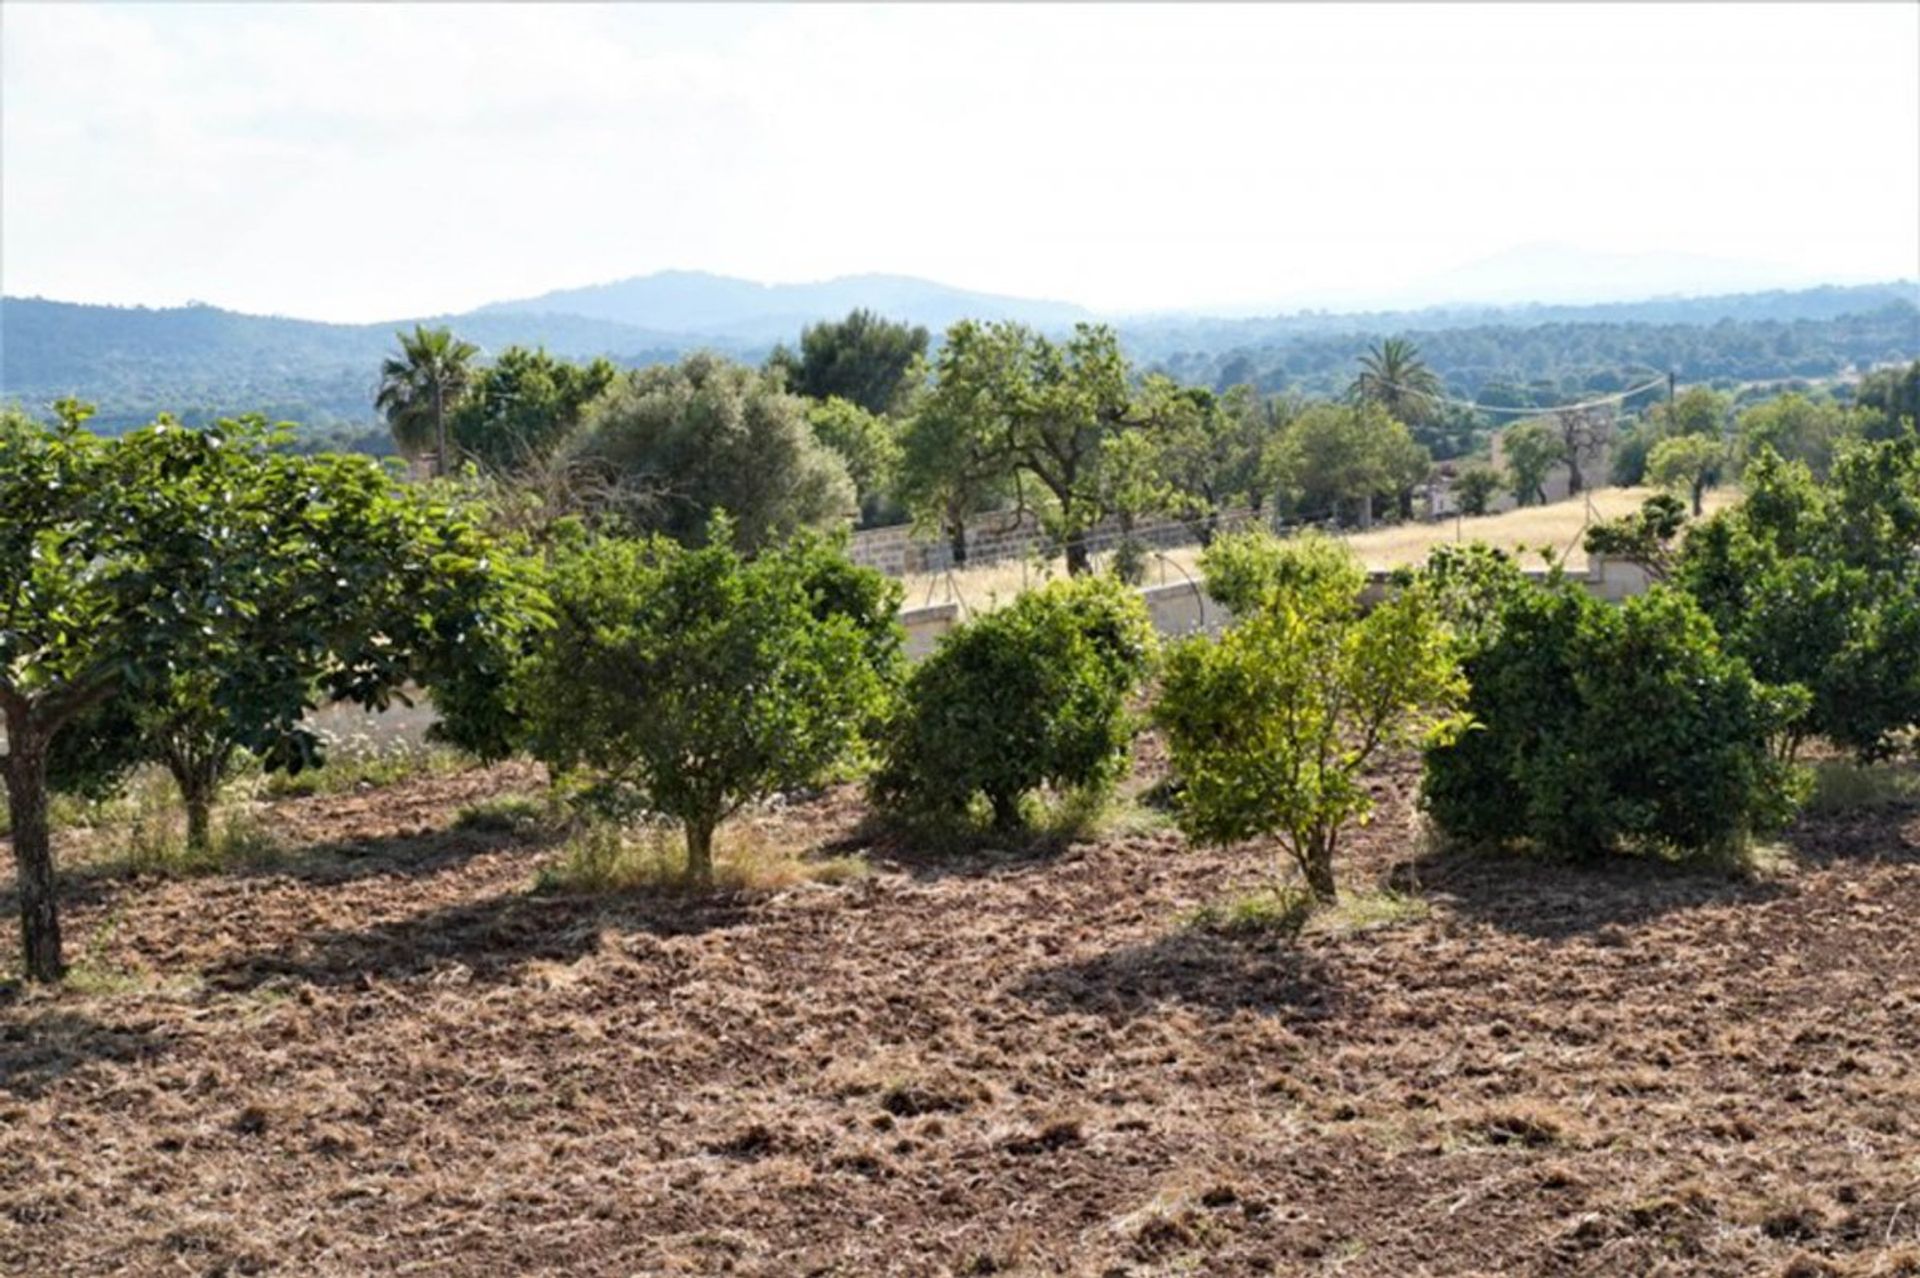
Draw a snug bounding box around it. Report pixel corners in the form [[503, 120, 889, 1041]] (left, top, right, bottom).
[[872, 576, 1156, 829], [521, 518, 897, 883], [1156, 558, 1466, 903]]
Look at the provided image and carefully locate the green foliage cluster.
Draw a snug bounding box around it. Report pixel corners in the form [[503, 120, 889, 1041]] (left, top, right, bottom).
[[450, 346, 616, 470], [1, 402, 528, 980], [1198, 528, 1366, 617], [1158, 544, 1466, 902], [1422, 581, 1806, 860], [873, 577, 1156, 829], [1675, 431, 1920, 760], [1264, 401, 1429, 526], [569, 352, 856, 551], [517, 516, 902, 882], [769, 309, 930, 417]]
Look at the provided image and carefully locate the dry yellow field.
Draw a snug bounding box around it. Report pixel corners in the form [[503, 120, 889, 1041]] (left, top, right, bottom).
[[902, 486, 1736, 609]]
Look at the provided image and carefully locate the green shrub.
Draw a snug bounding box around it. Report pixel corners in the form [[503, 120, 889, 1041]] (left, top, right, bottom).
[[1156, 570, 1466, 902], [1676, 437, 1920, 760], [1198, 527, 1365, 616], [872, 575, 1156, 829], [1422, 582, 1807, 860], [522, 517, 895, 884]]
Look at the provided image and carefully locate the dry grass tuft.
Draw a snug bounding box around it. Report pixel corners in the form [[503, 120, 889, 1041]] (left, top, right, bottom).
[[1805, 759, 1920, 814], [535, 822, 869, 896], [111, 807, 284, 879]]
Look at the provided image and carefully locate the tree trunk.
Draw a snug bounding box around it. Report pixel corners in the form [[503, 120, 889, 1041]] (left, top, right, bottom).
[[164, 735, 229, 855], [947, 519, 968, 570], [685, 818, 715, 887], [432, 379, 448, 479], [1064, 531, 1092, 577], [1301, 833, 1338, 905], [989, 790, 1023, 832], [5, 724, 63, 983], [184, 792, 213, 855], [1691, 480, 1705, 517], [1357, 493, 1375, 530]]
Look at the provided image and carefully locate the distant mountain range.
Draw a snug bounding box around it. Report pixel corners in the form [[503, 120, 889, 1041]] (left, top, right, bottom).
[[3, 271, 1915, 433], [474, 269, 1092, 341]]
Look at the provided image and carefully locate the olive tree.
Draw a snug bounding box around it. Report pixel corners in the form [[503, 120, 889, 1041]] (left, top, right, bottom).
[[1156, 558, 1466, 903], [569, 353, 856, 552], [522, 519, 896, 882]]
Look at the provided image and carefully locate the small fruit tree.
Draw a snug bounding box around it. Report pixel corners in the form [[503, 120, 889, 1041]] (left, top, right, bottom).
[[1422, 581, 1807, 859], [1156, 546, 1466, 903], [0, 406, 534, 980], [521, 518, 898, 883], [872, 575, 1156, 829]]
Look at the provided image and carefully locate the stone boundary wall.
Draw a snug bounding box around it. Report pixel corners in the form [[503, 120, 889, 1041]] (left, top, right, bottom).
[[897, 555, 1657, 656], [849, 508, 1261, 578]]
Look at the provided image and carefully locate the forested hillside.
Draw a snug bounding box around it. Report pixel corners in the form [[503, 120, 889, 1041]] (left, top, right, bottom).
[[1141, 301, 1920, 403], [3, 280, 1915, 440]]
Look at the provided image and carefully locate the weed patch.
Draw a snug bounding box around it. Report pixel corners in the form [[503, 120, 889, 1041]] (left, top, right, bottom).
[[535, 823, 869, 896]]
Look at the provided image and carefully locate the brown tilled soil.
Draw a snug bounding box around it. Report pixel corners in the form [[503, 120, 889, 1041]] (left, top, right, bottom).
[[3, 754, 1918, 1277]]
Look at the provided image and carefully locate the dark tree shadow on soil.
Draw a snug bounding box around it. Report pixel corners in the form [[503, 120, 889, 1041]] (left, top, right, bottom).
[[1782, 805, 1920, 868], [836, 811, 1110, 885], [0, 1008, 169, 1100], [1400, 843, 1791, 942], [233, 823, 565, 887], [204, 886, 751, 991], [1018, 927, 1343, 1024]]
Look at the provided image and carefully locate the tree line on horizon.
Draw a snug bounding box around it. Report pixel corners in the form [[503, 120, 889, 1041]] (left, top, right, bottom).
[[362, 308, 1920, 571]]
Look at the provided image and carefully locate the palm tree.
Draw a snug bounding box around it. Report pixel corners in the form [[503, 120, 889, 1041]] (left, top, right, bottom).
[[1349, 337, 1442, 425], [375, 325, 479, 474]]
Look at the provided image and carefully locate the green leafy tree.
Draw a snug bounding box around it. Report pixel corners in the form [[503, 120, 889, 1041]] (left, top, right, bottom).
[[1677, 437, 1920, 760], [1650, 385, 1732, 440], [1454, 465, 1502, 516], [769, 309, 930, 416], [1423, 581, 1807, 859], [112, 423, 531, 851], [375, 324, 480, 472], [981, 322, 1157, 576], [1733, 393, 1852, 478], [523, 519, 895, 883], [1149, 382, 1268, 544], [1582, 493, 1688, 580], [449, 346, 616, 471], [1198, 528, 1366, 617], [1, 402, 119, 979], [873, 576, 1156, 829], [1647, 432, 1724, 515], [1854, 360, 1920, 436], [2, 405, 528, 980], [1157, 560, 1466, 903], [1499, 419, 1566, 507], [570, 353, 855, 552], [1266, 402, 1426, 528], [807, 396, 904, 526], [895, 328, 1016, 567], [1349, 337, 1442, 426]]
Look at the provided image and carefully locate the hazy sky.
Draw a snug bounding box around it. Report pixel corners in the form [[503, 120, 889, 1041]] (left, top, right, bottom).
[[4, 3, 1917, 322]]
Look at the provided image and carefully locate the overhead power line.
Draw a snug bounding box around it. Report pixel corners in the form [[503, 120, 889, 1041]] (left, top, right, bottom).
[[1378, 374, 1672, 418]]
